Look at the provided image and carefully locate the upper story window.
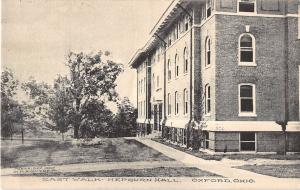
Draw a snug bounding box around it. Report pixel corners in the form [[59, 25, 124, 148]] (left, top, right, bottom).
[[239, 84, 256, 116], [144, 77, 146, 93], [167, 93, 171, 115], [185, 15, 189, 31], [238, 0, 256, 13], [168, 35, 172, 47], [298, 5, 300, 39], [205, 84, 211, 114], [157, 48, 160, 62], [152, 74, 155, 91], [183, 47, 188, 73], [140, 79, 143, 94], [175, 91, 179, 115], [168, 59, 171, 81], [183, 89, 189, 115], [206, 0, 212, 18], [239, 33, 256, 66], [175, 54, 179, 78], [205, 37, 211, 67]]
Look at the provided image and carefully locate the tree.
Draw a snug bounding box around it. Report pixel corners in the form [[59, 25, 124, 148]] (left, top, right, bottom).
[[21, 77, 52, 132], [66, 51, 123, 138], [1, 68, 24, 139], [46, 75, 74, 140], [114, 97, 138, 137], [79, 99, 114, 138]]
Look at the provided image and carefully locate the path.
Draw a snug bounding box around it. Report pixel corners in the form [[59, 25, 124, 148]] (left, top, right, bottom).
[[133, 137, 300, 188]]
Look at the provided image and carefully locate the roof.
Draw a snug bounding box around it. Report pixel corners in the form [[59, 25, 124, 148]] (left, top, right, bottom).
[[128, 0, 193, 68]]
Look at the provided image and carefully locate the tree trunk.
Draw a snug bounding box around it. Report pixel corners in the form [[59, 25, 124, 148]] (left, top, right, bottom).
[[21, 129, 24, 144], [61, 132, 64, 141], [73, 98, 81, 139], [283, 131, 287, 155], [74, 124, 79, 139]]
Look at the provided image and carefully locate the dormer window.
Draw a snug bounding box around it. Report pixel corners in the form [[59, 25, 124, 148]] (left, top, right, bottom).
[[238, 0, 256, 13]]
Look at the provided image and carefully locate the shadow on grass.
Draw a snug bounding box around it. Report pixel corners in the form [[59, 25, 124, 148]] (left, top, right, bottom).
[[11, 167, 222, 177], [1, 138, 174, 168]]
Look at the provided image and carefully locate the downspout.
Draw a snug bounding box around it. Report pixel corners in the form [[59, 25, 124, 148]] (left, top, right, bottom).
[[147, 55, 152, 134], [136, 69, 139, 136], [154, 33, 167, 137]]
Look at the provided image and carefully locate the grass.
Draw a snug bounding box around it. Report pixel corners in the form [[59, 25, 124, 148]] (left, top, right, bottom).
[[1, 138, 173, 168], [11, 167, 221, 177], [152, 138, 300, 161], [235, 164, 300, 178]]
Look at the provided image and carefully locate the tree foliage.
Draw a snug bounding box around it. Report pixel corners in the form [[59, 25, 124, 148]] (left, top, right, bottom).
[[114, 97, 137, 137], [1, 68, 24, 137], [46, 75, 74, 135], [66, 51, 123, 138]]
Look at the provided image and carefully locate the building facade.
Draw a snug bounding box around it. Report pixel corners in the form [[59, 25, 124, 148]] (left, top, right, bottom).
[[129, 0, 300, 153]]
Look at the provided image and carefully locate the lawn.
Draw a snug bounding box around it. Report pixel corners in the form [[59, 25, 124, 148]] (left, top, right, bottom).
[[235, 164, 300, 178], [1, 138, 173, 168], [152, 138, 300, 161], [12, 167, 221, 177]]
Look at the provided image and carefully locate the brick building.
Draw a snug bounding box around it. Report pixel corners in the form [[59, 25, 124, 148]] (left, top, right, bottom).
[[129, 0, 300, 153]]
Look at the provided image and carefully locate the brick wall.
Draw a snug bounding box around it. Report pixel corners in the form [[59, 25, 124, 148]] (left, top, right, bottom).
[[215, 15, 288, 121], [287, 17, 300, 121], [215, 0, 298, 14], [211, 131, 300, 152]]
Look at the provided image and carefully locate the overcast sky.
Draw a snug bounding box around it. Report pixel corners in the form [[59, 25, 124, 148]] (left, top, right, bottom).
[[2, 0, 171, 106]]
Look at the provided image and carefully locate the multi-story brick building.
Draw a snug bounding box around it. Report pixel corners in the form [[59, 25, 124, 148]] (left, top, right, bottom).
[[129, 0, 300, 153]]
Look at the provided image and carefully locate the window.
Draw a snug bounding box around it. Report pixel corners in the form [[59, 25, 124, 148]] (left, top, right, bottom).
[[204, 131, 209, 149], [175, 54, 179, 77], [205, 85, 211, 114], [144, 77, 146, 93], [152, 74, 155, 91], [298, 5, 300, 39], [144, 100, 146, 117], [183, 47, 188, 73], [238, 0, 256, 13], [240, 132, 256, 151], [207, 0, 212, 18], [183, 89, 188, 115], [140, 79, 143, 94], [175, 91, 179, 115], [239, 33, 255, 65], [168, 35, 172, 46], [138, 81, 140, 95], [205, 37, 211, 67], [239, 84, 256, 116], [167, 93, 171, 115], [185, 15, 189, 31], [168, 59, 171, 81]]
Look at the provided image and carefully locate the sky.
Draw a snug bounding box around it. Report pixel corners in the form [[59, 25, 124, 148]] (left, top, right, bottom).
[[2, 0, 171, 108]]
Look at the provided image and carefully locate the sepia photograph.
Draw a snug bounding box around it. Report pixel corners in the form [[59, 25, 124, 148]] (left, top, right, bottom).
[[1, 0, 300, 189]]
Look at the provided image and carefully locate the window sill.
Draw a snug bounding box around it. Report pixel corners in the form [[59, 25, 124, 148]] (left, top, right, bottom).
[[205, 65, 211, 69], [238, 113, 257, 117], [205, 113, 211, 117], [238, 62, 256, 67]]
